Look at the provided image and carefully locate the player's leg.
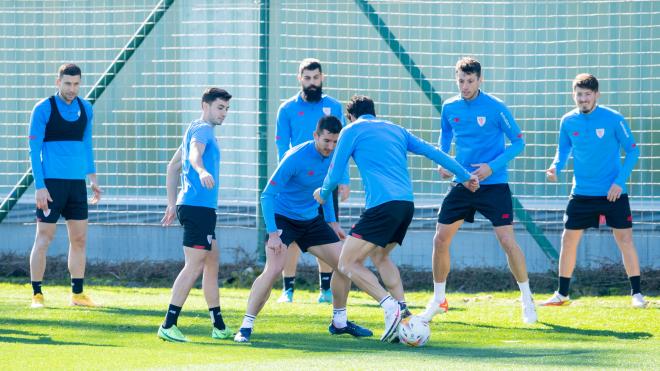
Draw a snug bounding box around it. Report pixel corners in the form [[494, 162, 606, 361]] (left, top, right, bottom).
[[309, 241, 372, 337], [369, 242, 405, 306], [277, 242, 300, 303], [66, 219, 97, 306], [612, 228, 646, 308], [202, 239, 233, 339], [29, 221, 56, 308], [235, 242, 288, 342], [316, 258, 333, 303]]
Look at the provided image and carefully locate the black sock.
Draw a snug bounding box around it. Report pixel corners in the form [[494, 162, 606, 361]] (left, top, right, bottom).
[[163, 304, 182, 329], [320, 272, 332, 291], [31, 281, 42, 296], [209, 306, 226, 330], [283, 276, 295, 292], [71, 278, 84, 294], [629, 275, 641, 295], [558, 276, 571, 297]]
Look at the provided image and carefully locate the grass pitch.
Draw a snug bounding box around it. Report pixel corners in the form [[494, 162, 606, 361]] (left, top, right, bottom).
[[0, 283, 657, 370]]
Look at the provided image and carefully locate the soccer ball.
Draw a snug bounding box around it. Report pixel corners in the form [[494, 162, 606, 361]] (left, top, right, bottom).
[[398, 315, 430, 347]]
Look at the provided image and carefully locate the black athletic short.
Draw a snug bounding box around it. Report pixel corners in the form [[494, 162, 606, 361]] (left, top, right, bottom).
[[36, 179, 88, 223], [275, 214, 340, 252], [564, 194, 632, 230], [318, 188, 340, 221], [177, 205, 216, 250], [349, 200, 414, 248], [437, 183, 513, 227]]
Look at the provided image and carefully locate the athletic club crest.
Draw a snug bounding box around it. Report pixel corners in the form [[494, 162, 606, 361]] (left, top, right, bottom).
[[323, 107, 331, 116], [596, 128, 605, 138], [477, 116, 486, 127], [207, 235, 213, 244]]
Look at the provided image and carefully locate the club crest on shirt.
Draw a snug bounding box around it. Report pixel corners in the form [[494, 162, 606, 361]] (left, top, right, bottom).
[[207, 235, 213, 244], [477, 116, 486, 127], [323, 107, 331, 116], [596, 128, 605, 138]]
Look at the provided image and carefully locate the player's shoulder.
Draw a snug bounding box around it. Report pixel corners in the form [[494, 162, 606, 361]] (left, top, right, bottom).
[[321, 94, 342, 107], [281, 140, 313, 163], [560, 108, 580, 124], [278, 93, 301, 111], [442, 94, 462, 108], [480, 91, 508, 109], [77, 97, 93, 112], [32, 97, 51, 113], [187, 119, 213, 134], [596, 105, 625, 121]]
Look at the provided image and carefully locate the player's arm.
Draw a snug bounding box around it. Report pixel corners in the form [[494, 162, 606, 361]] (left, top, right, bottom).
[[83, 103, 101, 204], [316, 128, 355, 204], [477, 106, 525, 180], [547, 119, 572, 182], [609, 117, 640, 201], [260, 159, 295, 254], [336, 109, 351, 201], [28, 101, 52, 212], [406, 130, 478, 191], [188, 126, 214, 189], [437, 107, 454, 179], [161, 146, 182, 226], [275, 104, 291, 162]]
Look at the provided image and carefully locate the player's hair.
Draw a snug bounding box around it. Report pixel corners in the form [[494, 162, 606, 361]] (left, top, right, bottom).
[[202, 88, 232, 104], [299, 58, 322, 75], [58, 63, 81, 78], [573, 73, 599, 92], [346, 95, 376, 118], [316, 115, 342, 135], [455, 57, 481, 78]]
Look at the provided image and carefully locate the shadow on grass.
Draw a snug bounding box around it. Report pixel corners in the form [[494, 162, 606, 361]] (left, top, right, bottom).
[[0, 328, 115, 347], [444, 321, 653, 340]]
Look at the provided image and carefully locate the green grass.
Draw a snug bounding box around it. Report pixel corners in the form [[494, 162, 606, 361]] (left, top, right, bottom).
[[0, 283, 657, 370]]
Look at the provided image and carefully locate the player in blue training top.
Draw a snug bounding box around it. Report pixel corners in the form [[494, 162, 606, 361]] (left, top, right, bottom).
[[420, 57, 537, 325], [314, 95, 479, 343], [274, 58, 350, 304], [28, 64, 102, 309], [542, 73, 647, 309], [158, 88, 235, 342], [234, 116, 372, 343]]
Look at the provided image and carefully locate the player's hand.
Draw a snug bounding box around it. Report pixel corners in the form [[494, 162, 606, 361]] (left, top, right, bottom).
[[338, 184, 350, 202], [462, 175, 480, 192], [313, 188, 325, 204], [35, 188, 53, 214], [266, 233, 286, 255], [329, 222, 346, 240], [438, 166, 453, 179], [470, 163, 493, 181], [161, 205, 176, 226], [199, 170, 215, 189], [89, 182, 103, 204], [607, 183, 623, 202], [545, 166, 557, 182]]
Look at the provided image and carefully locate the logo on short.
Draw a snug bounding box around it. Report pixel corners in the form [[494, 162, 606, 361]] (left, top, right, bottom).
[[207, 235, 213, 244], [596, 128, 605, 138], [477, 116, 486, 127], [323, 107, 331, 116]]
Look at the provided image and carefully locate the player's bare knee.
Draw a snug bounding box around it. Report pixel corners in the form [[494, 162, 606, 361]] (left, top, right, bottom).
[[433, 233, 450, 251]]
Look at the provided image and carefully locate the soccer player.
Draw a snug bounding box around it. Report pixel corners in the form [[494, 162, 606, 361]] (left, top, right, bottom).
[[314, 95, 479, 342], [28, 63, 102, 308], [542, 73, 646, 308], [158, 88, 234, 342], [234, 116, 372, 343], [274, 58, 350, 304], [420, 57, 537, 324]]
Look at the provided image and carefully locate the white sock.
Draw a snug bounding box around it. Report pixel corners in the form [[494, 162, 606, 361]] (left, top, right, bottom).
[[433, 281, 446, 303], [241, 314, 256, 329], [332, 307, 347, 328], [379, 295, 399, 313], [517, 281, 533, 301]]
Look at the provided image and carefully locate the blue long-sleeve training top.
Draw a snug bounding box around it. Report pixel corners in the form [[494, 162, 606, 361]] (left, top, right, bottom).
[[28, 93, 95, 190], [552, 105, 639, 196], [320, 114, 471, 209], [439, 91, 524, 185], [275, 92, 349, 185], [261, 140, 336, 233]]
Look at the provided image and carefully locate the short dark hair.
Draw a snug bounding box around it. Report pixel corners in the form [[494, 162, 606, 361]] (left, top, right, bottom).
[[299, 58, 322, 75], [346, 95, 376, 119], [455, 57, 481, 78], [58, 63, 81, 78], [573, 73, 599, 92], [202, 88, 232, 104], [316, 115, 342, 135]]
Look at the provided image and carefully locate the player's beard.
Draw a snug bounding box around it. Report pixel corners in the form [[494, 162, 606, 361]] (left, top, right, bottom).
[[302, 84, 323, 102]]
